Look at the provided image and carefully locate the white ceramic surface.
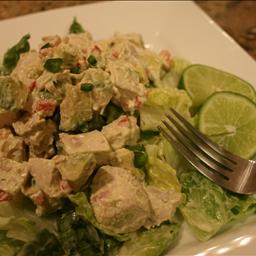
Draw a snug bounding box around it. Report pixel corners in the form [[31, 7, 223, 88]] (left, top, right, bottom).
[[0, 1, 255, 255]]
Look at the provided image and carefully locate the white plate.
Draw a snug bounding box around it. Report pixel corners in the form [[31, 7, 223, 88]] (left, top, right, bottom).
[[0, 1, 256, 255]]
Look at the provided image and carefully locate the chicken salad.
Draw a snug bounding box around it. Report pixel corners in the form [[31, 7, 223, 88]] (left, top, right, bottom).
[[0, 18, 255, 256]]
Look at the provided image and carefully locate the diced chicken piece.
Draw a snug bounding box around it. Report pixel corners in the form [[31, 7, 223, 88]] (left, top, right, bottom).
[[11, 51, 44, 87], [90, 166, 152, 234], [13, 114, 56, 158], [36, 70, 71, 92], [53, 153, 96, 192], [108, 33, 144, 48], [53, 32, 92, 68], [110, 148, 135, 170], [86, 40, 109, 69], [59, 130, 111, 154], [138, 49, 166, 86], [79, 68, 113, 112], [60, 84, 93, 131], [101, 115, 139, 150], [0, 108, 19, 128], [22, 180, 48, 216], [41, 35, 61, 47], [0, 76, 29, 111], [29, 84, 60, 118], [94, 151, 115, 166], [23, 157, 71, 216], [107, 60, 147, 111], [65, 32, 93, 52], [159, 49, 173, 71], [0, 158, 29, 200], [0, 128, 26, 162], [110, 148, 144, 181], [145, 186, 182, 227], [28, 158, 71, 199]]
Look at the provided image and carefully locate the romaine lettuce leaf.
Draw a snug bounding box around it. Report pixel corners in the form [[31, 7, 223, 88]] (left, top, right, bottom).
[[145, 144, 181, 192], [117, 222, 180, 256], [179, 170, 256, 241], [140, 87, 192, 131]]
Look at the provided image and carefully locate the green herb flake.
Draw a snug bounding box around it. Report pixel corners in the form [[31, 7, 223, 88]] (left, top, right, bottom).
[[145, 80, 156, 88], [40, 42, 51, 49], [80, 83, 94, 92], [70, 66, 81, 74], [44, 58, 63, 73], [128, 144, 148, 168], [39, 89, 54, 100], [69, 17, 85, 34], [53, 80, 62, 88], [141, 130, 159, 140], [103, 102, 125, 124], [87, 55, 97, 66]]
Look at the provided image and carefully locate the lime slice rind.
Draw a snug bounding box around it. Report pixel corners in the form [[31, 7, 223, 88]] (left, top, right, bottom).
[[180, 64, 256, 109], [199, 92, 256, 159]]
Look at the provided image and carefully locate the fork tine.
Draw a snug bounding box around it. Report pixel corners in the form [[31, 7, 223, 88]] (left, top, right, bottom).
[[166, 113, 235, 171], [162, 120, 232, 179], [170, 108, 239, 164], [158, 126, 229, 187]]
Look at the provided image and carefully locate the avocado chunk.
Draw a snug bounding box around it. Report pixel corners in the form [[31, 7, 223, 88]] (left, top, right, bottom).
[[60, 84, 93, 131], [54, 153, 96, 192], [0, 157, 29, 200], [0, 76, 29, 111]]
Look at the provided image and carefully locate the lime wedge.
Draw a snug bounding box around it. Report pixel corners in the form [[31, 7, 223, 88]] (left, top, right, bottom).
[[198, 92, 256, 159], [180, 64, 256, 109]]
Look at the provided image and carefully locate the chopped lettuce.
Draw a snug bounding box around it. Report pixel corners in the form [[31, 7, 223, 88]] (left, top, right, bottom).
[[117, 223, 180, 256], [1, 34, 30, 75], [140, 87, 192, 131], [57, 210, 103, 256], [0, 231, 24, 256], [156, 137, 182, 170], [145, 144, 181, 192], [19, 229, 64, 256], [158, 58, 190, 88], [0, 201, 57, 242], [68, 192, 130, 241], [179, 170, 256, 241], [173, 57, 191, 77]]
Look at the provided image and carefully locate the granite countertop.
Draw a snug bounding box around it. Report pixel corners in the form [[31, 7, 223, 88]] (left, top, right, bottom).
[[0, 1, 255, 59]]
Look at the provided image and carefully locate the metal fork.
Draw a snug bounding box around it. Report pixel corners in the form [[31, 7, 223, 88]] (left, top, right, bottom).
[[158, 108, 256, 195]]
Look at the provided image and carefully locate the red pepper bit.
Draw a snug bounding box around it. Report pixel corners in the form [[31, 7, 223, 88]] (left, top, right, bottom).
[[135, 97, 143, 109], [29, 80, 37, 91], [34, 192, 45, 206], [35, 100, 55, 113], [159, 49, 172, 70], [112, 51, 119, 59], [93, 44, 102, 54], [118, 116, 130, 127], [0, 190, 10, 202], [60, 180, 72, 193]]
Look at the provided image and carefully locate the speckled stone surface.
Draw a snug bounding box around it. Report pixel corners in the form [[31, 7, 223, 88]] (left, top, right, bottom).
[[0, 1, 255, 59]]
